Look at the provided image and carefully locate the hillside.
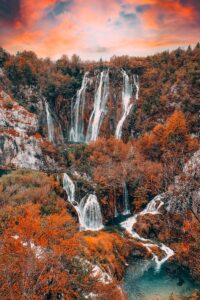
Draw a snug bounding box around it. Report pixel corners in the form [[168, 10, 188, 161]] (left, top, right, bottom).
[[0, 45, 200, 300]]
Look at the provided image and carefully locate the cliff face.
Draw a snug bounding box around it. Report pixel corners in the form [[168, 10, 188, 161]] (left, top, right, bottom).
[[0, 90, 58, 171]]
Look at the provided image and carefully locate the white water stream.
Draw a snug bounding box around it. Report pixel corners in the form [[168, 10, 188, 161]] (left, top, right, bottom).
[[45, 101, 55, 143], [115, 71, 139, 139], [86, 70, 109, 142], [122, 182, 130, 215], [121, 194, 174, 272], [70, 72, 89, 142]]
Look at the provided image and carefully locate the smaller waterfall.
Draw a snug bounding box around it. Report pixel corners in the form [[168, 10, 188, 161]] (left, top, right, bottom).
[[121, 194, 174, 272], [63, 174, 103, 231], [70, 72, 88, 142], [115, 201, 119, 218], [63, 173, 75, 203], [86, 70, 109, 142], [115, 70, 133, 139], [140, 194, 164, 216], [45, 101, 55, 143], [122, 182, 130, 215], [79, 194, 103, 231]]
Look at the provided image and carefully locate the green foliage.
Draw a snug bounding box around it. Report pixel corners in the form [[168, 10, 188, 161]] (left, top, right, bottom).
[[0, 169, 62, 213], [3, 99, 13, 109], [0, 48, 9, 67], [195, 42, 200, 49]]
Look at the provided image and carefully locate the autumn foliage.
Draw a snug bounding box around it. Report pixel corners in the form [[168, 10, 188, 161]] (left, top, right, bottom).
[[0, 170, 129, 299]]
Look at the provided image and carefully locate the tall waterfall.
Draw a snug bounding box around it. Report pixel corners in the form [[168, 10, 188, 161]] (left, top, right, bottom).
[[70, 72, 88, 142], [79, 194, 103, 231], [86, 70, 109, 142], [115, 71, 140, 139], [45, 101, 55, 143], [115, 70, 133, 139], [122, 182, 130, 215], [121, 194, 174, 272], [63, 173, 103, 231], [133, 74, 140, 100]]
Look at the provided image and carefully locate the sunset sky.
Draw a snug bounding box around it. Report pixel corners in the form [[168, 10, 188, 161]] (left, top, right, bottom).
[[0, 0, 200, 60]]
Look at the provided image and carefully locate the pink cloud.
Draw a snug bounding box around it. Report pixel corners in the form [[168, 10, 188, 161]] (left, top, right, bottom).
[[0, 0, 199, 59]]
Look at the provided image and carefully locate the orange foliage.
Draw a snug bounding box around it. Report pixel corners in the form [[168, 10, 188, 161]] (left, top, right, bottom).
[[88, 137, 134, 188], [0, 170, 130, 299], [135, 110, 199, 190], [33, 132, 42, 139]]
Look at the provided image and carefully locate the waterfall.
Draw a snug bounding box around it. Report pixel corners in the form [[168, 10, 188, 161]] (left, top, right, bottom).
[[115, 71, 140, 139], [79, 194, 103, 231], [63, 173, 103, 231], [115, 204, 119, 218], [63, 173, 75, 203], [115, 70, 133, 139], [122, 182, 130, 215], [70, 72, 88, 142], [45, 101, 55, 143], [121, 194, 174, 272], [133, 74, 140, 100], [86, 70, 109, 142], [140, 194, 164, 216]]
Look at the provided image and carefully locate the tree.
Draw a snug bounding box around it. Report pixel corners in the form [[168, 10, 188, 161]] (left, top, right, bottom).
[[0, 48, 9, 67], [195, 42, 200, 49]]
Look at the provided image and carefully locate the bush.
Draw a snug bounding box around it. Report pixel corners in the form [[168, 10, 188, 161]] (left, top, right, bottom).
[[3, 99, 13, 109]]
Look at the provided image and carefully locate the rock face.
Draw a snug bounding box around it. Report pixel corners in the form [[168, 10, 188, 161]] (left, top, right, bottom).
[[166, 150, 200, 215], [0, 90, 56, 170]]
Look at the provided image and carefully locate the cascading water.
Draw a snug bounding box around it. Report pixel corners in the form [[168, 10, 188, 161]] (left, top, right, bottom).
[[79, 194, 103, 231], [63, 173, 75, 203], [70, 72, 89, 142], [115, 70, 133, 139], [115, 71, 139, 139], [115, 203, 119, 218], [63, 173, 103, 231], [45, 101, 55, 143], [133, 74, 140, 100], [122, 182, 130, 215], [121, 194, 174, 272], [86, 70, 109, 142]]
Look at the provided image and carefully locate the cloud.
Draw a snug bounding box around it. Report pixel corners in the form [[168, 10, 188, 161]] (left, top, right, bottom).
[[120, 11, 138, 25], [0, 0, 200, 59], [136, 4, 151, 13], [0, 0, 21, 25]]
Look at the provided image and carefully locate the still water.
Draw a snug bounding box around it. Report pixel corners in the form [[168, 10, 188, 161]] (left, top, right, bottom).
[[123, 259, 199, 300]]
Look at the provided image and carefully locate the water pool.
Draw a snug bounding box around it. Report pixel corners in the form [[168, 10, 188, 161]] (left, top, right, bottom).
[[123, 259, 199, 300]]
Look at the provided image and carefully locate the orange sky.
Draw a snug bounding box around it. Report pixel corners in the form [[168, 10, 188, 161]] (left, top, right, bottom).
[[0, 0, 199, 59]]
